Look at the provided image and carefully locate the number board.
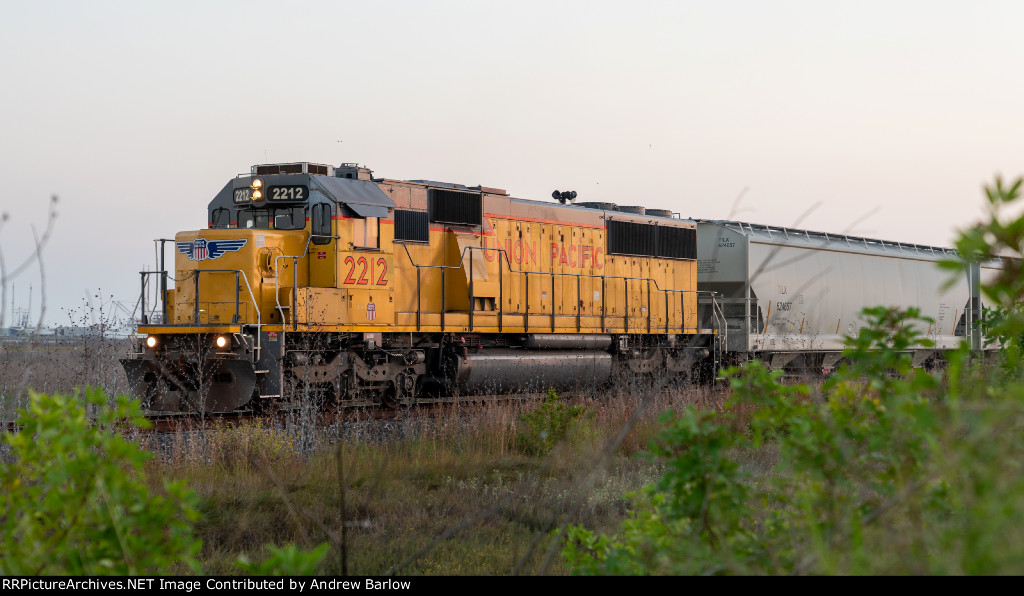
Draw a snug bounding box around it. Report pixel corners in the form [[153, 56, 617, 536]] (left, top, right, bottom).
[[232, 188, 251, 203], [268, 185, 308, 201]]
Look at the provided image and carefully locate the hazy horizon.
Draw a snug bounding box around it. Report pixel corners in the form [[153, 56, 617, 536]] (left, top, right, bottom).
[[2, 0, 1022, 327]]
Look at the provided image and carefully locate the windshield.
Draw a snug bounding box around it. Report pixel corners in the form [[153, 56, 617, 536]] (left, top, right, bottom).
[[238, 207, 306, 230]]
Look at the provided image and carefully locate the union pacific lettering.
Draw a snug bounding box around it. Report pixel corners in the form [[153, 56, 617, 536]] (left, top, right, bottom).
[[482, 237, 604, 269], [484, 237, 538, 265], [550, 243, 603, 269]]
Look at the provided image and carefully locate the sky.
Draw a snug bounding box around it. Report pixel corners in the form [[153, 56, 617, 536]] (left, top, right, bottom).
[[1, 0, 1022, 327]]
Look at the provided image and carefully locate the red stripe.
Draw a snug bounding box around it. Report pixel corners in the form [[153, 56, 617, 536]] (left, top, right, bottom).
[[332, 216, 393, 224], [484, 212, 608, 230]]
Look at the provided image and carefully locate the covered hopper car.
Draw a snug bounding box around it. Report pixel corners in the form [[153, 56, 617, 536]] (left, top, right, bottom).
[[694, 220, 1000, 375]]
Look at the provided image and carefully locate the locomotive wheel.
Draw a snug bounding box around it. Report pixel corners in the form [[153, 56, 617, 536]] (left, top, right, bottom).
[[380, 388, 401, 409], [382, 369, 418, 409]]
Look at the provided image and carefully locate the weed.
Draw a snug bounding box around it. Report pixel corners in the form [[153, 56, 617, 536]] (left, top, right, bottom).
[[515, 389, 593, 456]]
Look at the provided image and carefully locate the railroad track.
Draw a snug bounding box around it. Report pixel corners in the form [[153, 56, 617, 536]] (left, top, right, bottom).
[[3, 391, 560, 435], [143, 390, 563, 433]]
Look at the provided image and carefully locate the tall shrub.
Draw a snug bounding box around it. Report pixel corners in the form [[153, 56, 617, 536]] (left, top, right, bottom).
[[564, 176, 1024, 575], [0, 388, 202, 575]]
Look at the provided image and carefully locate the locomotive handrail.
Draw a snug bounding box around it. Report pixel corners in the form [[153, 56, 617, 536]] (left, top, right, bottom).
[[138, 269, 257, 326], [192, 268, 262, 360], [397, 243, 709, 337], [147, 238, 175, 325], [696, 291, 727, 371], [271, 234, 339, 331], [136, 267, 263, 361]]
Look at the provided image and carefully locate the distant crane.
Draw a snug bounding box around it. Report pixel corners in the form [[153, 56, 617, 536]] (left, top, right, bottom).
[[10, 284, 32, 329], [81, 288, 143, 335]]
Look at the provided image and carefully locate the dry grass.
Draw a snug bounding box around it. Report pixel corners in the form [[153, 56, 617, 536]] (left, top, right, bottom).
[[1, 339, 743, 575], [137, 379, 735, 575], [0, 336, 130, 421]]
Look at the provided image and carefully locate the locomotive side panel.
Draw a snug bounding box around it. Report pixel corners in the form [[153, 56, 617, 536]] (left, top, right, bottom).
[[329, 213, 395, 329]]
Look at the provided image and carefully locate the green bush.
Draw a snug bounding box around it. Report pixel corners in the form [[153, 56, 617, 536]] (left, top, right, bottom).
[[564, 175, 1024, 575], [516, 389, 592, 456], [0, 388, 202, 575], [0, 388, 331, 576]]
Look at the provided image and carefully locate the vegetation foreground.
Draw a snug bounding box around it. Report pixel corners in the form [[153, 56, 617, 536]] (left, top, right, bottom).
[[3, 177, 1024, 575]]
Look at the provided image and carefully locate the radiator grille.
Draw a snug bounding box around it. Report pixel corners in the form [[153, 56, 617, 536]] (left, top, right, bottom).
[[395, 209, 429, 242], [428, 189, 482, 226], [657, 226, 697, 259], [608, 220, 695, 260]]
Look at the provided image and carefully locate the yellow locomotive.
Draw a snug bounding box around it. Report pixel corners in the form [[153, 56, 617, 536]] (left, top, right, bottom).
[[121, 162, 720, 413]]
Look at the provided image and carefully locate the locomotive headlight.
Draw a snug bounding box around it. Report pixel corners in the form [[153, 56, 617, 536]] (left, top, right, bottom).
[[251, 178, 263, 190], [146, 335, 158, 349], [215, 335, 228, 349], [252, 189, 263, 200]]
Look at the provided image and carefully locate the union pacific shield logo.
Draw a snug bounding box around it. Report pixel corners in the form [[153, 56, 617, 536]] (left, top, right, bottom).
[[367, 300, 376, 321], [176, 238, 247, 261]]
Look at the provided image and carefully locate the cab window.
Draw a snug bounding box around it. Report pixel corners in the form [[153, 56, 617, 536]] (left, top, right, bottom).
[[238, 209, 270, 229], [274, 207, 307, 230], [238, 207, 306, 230], [312, 203, 333, 245], [353, 216, 379, 249], [211, 208, 231, 229]]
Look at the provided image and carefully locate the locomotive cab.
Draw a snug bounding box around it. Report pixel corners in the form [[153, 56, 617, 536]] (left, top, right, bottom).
[[121, 162, 396, 413]]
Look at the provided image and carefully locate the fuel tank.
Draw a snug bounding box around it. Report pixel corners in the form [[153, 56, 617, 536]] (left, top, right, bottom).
[[452, 349, 612, 394]]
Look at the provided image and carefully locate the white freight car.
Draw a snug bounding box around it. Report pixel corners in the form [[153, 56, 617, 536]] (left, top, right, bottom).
[[696, 220, 1000, 373]]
